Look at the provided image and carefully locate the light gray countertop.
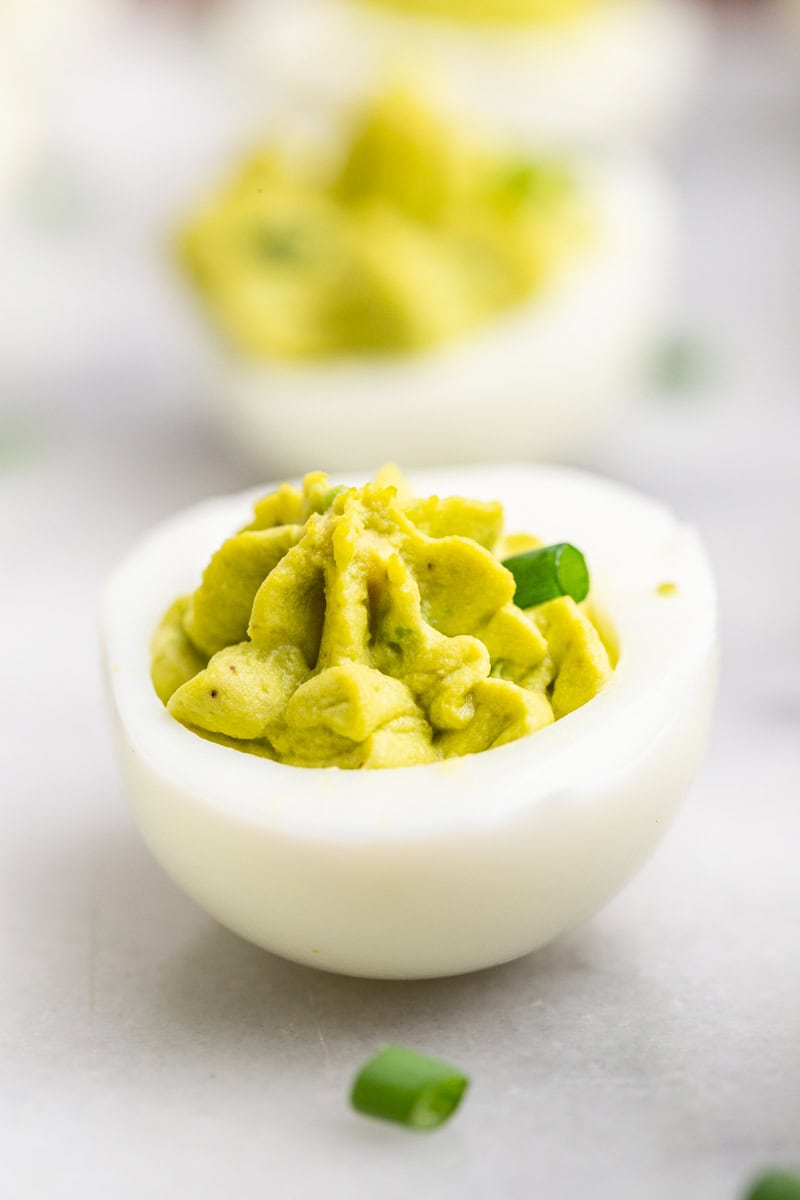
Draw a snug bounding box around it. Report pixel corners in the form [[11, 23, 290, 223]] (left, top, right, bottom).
[[1, 9, 798, 1199]]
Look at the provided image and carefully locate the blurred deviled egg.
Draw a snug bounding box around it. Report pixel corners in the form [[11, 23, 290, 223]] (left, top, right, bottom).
[[178, 87, 677, 473], [216, 0, 710, 151], [102, 463, 717, 979]]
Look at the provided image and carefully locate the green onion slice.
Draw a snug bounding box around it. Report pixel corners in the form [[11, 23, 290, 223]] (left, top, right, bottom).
[[746, 1173, 800, 1200], [350, 1045, 469, 1131], [319, 485, 346, 512], [502, 542, 589, 609]]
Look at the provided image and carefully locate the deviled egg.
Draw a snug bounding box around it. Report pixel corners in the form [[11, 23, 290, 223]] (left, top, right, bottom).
[[178, 88, 677, 473], [102, 463, 717, 979], [216, 0, 710, 151]]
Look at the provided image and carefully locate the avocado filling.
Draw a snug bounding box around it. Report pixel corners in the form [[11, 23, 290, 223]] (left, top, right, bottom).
[[151, 470, 613, 769], [178, 88, 588, 360]]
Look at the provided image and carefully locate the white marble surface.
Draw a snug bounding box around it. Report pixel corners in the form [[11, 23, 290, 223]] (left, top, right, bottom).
[[1, 9, 799, 1199]]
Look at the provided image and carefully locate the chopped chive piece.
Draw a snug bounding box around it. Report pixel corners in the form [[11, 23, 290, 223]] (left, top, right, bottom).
[[350, 1045, 469, 1131], [502, 542, 589, 609], [746, 1172, 800, 1200], [653, 335, 706, 391], [251, 227, 304, 263], [320, 485, 346, 512]]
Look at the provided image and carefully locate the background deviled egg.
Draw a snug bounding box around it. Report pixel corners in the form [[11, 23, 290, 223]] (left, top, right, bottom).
[[178, 89, 678, 473], [102, 463, 718, 980], [214, 0, 711, 152]]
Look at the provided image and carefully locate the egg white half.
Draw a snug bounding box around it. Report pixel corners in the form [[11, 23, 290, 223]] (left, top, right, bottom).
[[102, 464, 717, 979], [216, 0, 711, 150], [210, 155, 677, 475]]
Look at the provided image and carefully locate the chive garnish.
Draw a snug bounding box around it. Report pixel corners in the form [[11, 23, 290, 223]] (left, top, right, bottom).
[[320, 485, 346, 512], [746, 1173, 800, 1200], [251, 227, 304, 263], [502, 542, 589, 609], [350, 1045, 469, 1131]]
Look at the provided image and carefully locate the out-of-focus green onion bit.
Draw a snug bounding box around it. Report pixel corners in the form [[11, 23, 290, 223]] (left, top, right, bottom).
[[746, 1172, 800, 1200], [320, 484, 347, 512], [350, 1045, 469, 1131], [652, 335, 707, 393], [502, 542, 590, 609]]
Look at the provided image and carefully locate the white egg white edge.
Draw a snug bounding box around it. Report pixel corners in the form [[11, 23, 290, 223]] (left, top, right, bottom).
[[215, 0, 712, 149], [102, 463, 718, 844], [214, 154, 678, 473]]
